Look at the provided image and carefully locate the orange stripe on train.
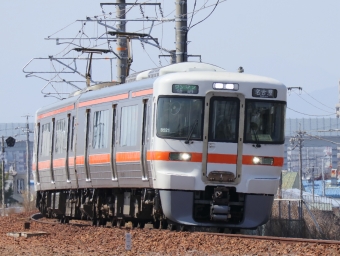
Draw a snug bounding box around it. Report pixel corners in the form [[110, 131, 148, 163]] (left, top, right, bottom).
[[132, 89, 153, 98], [36, 152, 284, 170], [78, 93, 128, 108], [37, 105, 74, 120]]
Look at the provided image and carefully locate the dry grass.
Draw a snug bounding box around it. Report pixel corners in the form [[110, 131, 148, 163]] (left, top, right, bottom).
[[6, 207, 17, 216], [21, 191, 36, 213], [260, 200, 340, 240]]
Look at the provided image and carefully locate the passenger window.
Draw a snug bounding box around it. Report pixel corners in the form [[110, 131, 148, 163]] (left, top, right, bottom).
[[70, 116, 75, 151], [92, 110, 109, 149], [40, 123, 51, 156], [120, 105, 138, 146], [55, 119, 66, 154]]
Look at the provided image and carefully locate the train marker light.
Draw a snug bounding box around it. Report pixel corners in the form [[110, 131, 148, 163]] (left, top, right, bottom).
[[169, 152, 192, 161], [213, 83, 239, 91], [252, 156, 274, 165]]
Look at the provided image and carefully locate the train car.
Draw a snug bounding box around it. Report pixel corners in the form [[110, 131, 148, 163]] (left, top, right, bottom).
[[33, 62, 286, 230]]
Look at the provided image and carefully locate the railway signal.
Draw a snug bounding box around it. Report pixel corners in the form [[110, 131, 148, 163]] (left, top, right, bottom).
[[2, 135, 16, 216]]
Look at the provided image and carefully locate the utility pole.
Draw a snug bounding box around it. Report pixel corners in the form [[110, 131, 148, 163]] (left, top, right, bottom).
[[1, 136, 5, 216], [298, 133, 303, 204], [175, 0, 187, 63], [322, 158, 325, 196], [312, 166, 315, 202], [116, 0, 128, 83], [16, 115, 33, 206], [25, 116, 30, 204], [290, 128, 305, 219]]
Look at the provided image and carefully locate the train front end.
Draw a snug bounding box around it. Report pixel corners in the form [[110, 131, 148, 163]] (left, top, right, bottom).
[[151, 67, 286, 229]]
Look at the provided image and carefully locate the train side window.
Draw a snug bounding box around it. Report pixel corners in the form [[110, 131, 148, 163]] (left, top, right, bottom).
[[85, 109, 91, 180], [120, 105, 138, 146], [70, 116, 75, 151], [40, 123, 51, 156], [55, 118, 66, 154], [34, 123, 41, 183], [92, 109, 109, 149]]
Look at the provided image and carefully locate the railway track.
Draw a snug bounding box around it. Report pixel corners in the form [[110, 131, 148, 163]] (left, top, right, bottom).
[[30, 213, 340, 245]]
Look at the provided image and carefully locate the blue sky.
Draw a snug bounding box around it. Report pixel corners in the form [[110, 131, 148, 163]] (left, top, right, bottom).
[[1, 0, 339, 122]]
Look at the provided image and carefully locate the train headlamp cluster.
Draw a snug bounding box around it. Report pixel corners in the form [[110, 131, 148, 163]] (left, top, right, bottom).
[[252, 156, 274, 165], [169, 152, 192, 161], [213, 83, 239, 91]]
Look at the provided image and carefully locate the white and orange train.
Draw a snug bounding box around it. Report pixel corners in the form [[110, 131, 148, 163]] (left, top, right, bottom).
[[33, 62, 286, 231]]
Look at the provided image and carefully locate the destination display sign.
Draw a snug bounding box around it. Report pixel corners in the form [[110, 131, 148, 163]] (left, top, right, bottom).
[[252, 88, 277, 98], [172, 84, 199, 94]]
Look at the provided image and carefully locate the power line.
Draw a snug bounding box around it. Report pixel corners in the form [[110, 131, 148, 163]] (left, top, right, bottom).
[[291, 90, 335, 114], [188, 0, 197, 28], [189, 0, 220, 30], [302, 88, 335, 110], [287, 107, 336, 117]]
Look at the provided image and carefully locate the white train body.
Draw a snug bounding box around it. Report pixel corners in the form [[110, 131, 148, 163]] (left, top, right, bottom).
[[33, 62, 286, 229]]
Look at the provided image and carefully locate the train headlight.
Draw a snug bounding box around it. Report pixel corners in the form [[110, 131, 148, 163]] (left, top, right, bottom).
[[252, 156, 274, 165], [169, 152, 192, 161]]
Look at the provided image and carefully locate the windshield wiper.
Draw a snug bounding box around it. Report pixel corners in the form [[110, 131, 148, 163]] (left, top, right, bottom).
[[185, 120, 198, 144], [250, 122, 261, 148]]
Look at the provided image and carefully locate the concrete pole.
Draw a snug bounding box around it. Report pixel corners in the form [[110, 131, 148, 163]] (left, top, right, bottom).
[[312, 166, 315, 202], [2, 136, 5, 216], [298, 134, 303, 219], [25, 116, 30, 206], [322, 158, 325, 196], [170, 50, 176, 64], [116, 0, 128, 84], [175, 0, 187, 63]]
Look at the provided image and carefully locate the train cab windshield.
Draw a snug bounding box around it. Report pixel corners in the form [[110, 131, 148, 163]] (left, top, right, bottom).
[[244, 100, 286, 144], [156, 97, 204, 140]]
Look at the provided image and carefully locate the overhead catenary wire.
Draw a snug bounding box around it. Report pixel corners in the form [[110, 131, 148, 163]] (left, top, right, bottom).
[[47, 20, 78, 38], [291, 90, 335, 114], [287, 107, 336, 117], [189, 0, 220, 30], [302, 89, 335, 110], [31, 0, 230, 97]]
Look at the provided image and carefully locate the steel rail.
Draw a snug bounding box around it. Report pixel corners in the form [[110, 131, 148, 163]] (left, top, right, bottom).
[[200, 232, 340, 245], [30, 213, 340, 245]]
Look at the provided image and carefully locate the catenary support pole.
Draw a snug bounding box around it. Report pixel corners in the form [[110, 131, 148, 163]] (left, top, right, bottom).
[[298, 132, 303, 219], [25, 116, 30, 206], [2, 136, 5, 216], [175, 0, 187, 63], [322, 158, 325, 196], [116, 0, 128, 83]]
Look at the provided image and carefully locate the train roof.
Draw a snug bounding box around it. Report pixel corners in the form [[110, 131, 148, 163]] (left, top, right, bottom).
[[35, 62, 285, 119]]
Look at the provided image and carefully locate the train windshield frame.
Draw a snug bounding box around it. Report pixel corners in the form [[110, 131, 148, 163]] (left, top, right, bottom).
[[156, 96, 204, 140], [244, 99, 286, 144]]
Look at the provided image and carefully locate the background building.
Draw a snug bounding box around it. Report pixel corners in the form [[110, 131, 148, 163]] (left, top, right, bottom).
[[285, 118, 340, 179], [0, 123, 34, 203]]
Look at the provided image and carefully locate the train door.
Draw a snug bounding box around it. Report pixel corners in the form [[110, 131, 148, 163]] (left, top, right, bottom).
[[87, 105, 112, 187], [116, 98, 150, 187], [66, 114, 78, 189], [202, 92, 245, 183]]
